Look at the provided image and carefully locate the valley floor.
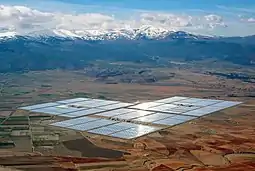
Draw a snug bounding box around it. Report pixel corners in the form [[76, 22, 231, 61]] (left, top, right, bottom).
[[0, 62, 254, 171]]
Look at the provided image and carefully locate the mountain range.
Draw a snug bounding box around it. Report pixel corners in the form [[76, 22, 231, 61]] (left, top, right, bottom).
[[0, 30, 254, 73], [0, 26, 212, 40]]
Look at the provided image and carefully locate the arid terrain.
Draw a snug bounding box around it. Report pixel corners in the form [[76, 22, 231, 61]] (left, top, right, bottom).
[[0, 62, 254, 171]]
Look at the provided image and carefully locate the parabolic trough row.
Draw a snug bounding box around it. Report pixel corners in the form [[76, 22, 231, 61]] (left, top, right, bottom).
[[19, 96, 242, 139]]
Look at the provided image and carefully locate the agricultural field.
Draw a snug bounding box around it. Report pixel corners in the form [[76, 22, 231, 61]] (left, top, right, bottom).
[[0, 62, 254, 170]]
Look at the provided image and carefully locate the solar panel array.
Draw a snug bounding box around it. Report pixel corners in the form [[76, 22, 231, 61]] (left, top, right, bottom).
[[19, 98, 134, 118], [129, 97, 241, 117], [50, 116, 162, 139], [19, 96, 242, 139]]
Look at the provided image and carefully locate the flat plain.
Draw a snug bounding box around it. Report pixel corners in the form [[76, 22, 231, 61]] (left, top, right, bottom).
[[0, 61, 254, 171]]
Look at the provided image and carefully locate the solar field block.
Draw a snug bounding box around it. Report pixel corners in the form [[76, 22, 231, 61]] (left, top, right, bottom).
[[20, 96, 242, 139]]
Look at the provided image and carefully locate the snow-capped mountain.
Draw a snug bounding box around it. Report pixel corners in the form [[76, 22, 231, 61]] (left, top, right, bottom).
[[0, 27, 254, 74], [0, 31, 17, 39], [0, 26, 212, 41]]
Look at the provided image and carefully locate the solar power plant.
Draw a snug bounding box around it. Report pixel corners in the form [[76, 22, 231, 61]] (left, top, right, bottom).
[[28, 105, 89, 118], [51, 116, 161, 139], [61, 108, 106, 117], [130, 102, 164, 110], [89, 122, 163, 139], [56, 98, 90, 104], [50, 116, 116, 130], [68, 119, 118, 131], [109, 125, 162, 139], [132, 112, 174, 123], [20, 96, 242, 139], [94, 108, 138, 117], [130, 97, 241, 116], [88, 122, 140, 135], [68, 99, 119, 108], [18, 98, 134, 118], [153, 118, 186, 126], [50, 116, 100, 127], [88, 122, 161, 139], [109, 110, 154, 120], [97, 102, 133, 110], [154, 96, 189, 103]]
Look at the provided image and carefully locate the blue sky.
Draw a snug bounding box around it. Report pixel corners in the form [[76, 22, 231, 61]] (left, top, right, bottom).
[[53, 0, 255, 10], [1, 0, 255, 37], [6, 0, 255, 12]]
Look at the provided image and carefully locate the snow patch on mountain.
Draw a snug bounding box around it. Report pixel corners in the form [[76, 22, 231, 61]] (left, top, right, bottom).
[[0, 31, 17, 38], [0, 5, 230, 39]]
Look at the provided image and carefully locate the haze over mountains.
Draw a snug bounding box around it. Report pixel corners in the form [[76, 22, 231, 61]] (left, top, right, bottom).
[[0, 30, 255, 73], [0, 3, 254, 73]]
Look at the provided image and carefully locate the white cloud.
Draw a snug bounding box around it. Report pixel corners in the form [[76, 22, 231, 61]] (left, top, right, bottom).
[[139, 13, 193, 27], [0, 5, 253, 37], [203, 14, 228, 29], [0, 5, 53, 33], [238, 14, 255, 23], [0, 5, 197, 33], [247, 18, 255, 23], [204, 14, 223, 22]]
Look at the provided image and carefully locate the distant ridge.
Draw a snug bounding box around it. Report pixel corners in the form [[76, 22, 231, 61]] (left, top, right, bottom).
[[0, 30, 254, 73], [0, 27, 213, 41]]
